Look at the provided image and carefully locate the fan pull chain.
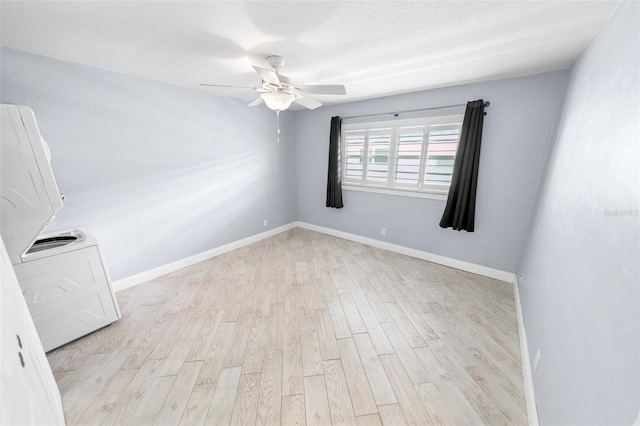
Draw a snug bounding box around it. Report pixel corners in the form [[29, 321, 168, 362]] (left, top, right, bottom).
[[276, 110, 281, 143]]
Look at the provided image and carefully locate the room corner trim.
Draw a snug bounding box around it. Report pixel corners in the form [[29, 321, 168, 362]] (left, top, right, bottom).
[[297, 221, 514, 282], [112, 222, 298, 292], [513, 275, 540, 426]]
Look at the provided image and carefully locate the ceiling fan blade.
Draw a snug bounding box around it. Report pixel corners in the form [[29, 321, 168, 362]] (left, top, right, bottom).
[[294, 95, 322, 110], [252, 66, 280, 85], [295, 84, 346, 95], [248, 97, 264, 107], [200, 84, 256, 89]]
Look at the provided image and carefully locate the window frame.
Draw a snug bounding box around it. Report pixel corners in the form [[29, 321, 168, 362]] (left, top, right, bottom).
[[341, 114, 464, 200]]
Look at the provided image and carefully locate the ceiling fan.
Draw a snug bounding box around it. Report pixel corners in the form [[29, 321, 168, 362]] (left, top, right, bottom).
[[200, 55, 347, 111]]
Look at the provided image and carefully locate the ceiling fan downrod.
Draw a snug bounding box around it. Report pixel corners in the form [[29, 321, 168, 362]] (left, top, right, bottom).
[[266, 55, 286, 73], [276, 110, 281, 143]]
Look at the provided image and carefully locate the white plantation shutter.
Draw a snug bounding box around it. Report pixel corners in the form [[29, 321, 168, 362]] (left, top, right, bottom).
[[344, 132, 365, 180], [367, 130, 391, 182], [342, 114, 463, 197], [394, 128, 424, 186], [424, 124, 461, 189]]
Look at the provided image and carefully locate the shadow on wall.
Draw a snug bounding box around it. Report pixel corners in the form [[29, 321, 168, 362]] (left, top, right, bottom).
[[53, 151, 268, 280], [0, 47, 296, 283]]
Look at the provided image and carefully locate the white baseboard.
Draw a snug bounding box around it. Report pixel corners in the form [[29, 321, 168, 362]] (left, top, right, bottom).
[[513, 276, 539, 426], [112, 222, 297, 292], [115, 220, 514, 292], [297, 221, 514, 283]]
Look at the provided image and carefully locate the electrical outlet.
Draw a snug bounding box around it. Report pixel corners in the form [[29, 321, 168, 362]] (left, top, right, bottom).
[[381, 227, 387, 236], [533, 349, 541, 371], [263, 219, 268, 227]]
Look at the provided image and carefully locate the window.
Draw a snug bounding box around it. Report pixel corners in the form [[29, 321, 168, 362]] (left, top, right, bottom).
[[342, 114, 463, 199]]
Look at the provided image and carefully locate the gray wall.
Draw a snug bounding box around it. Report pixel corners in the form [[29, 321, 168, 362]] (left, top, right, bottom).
[[294, 72, 566, 273], [517, 1, 639, 424], [0, 48, 298, 281]]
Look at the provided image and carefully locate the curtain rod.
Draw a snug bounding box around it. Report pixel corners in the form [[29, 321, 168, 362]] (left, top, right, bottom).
[[341, 101, 490, 120]]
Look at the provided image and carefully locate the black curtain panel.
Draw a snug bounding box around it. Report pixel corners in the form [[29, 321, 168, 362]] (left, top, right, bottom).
[[439, 100, 485, 232], [326, 116, 344, 208]]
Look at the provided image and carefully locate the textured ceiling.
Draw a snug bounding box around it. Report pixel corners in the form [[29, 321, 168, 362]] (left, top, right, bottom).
[[0, 1, 619, 108]]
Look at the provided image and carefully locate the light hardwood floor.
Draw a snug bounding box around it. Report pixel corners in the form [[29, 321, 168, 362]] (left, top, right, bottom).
[[47, 228, 527, 425]]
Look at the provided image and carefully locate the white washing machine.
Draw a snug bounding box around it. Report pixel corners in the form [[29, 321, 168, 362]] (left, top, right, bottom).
[[1, 104, 121, 352], [13, 229, 121, 352]]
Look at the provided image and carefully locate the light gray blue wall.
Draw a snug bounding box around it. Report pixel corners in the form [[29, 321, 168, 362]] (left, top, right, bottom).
[[294, 72, 567, 273], [517, 1, 639, 424], [0, 48, 298, 281]]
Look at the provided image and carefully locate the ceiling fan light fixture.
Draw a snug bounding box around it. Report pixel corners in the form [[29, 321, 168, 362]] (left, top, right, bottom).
[[261, 92, 295, 111]]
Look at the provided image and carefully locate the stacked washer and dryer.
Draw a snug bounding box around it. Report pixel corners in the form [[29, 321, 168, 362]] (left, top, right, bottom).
[[1, 104, 121, 352]]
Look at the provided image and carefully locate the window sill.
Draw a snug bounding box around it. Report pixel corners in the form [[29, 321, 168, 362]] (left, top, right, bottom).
[[342, 184, 448, 201]]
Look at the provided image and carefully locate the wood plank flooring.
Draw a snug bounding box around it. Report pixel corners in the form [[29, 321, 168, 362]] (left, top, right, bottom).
[[47, 228, 527, 425]]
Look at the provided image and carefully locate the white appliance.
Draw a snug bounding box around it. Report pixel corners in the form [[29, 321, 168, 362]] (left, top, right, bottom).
[[1, 104, 121, 352]]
